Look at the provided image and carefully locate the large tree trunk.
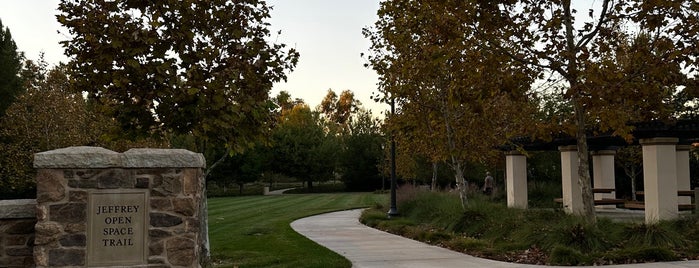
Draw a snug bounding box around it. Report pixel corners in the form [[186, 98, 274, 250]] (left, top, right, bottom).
[[431, 162, 438, 191], [441, 95, 468, 208], [200, 150, 229, 264], [574, 99, 596, 223], [630, 166, 638, 201], [453, 160, 468, 209], [563, 0, 595, 223]]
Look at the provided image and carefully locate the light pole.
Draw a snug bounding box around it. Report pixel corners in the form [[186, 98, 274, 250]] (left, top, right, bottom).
[[387, 96, 399, 218]]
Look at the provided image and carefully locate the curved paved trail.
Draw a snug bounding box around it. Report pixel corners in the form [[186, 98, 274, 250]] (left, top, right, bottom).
[[291, 209, 699, 268]]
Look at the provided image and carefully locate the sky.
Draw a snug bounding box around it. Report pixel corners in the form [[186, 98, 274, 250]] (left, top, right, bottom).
[[0, 0, 386, 114]]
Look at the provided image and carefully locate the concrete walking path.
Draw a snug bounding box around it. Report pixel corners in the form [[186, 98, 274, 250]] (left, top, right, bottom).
[[291, 209, 699, 268], [266, 187, 296, 195]]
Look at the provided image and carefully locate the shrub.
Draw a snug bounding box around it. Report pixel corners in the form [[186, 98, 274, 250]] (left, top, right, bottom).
[[549, 246, 589, 265], [358, 186, 698, 266], [623, 222, 687, 249], [446, 237, 489, 252], [605, 246, 678, 263]]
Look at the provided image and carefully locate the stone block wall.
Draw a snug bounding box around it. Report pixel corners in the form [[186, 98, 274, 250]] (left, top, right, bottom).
[[33, 147, 206, 267], [0, 199, 37, 267]]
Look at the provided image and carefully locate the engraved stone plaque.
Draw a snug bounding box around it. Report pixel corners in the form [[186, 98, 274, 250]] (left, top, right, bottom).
[[87, 190, 148, 266]]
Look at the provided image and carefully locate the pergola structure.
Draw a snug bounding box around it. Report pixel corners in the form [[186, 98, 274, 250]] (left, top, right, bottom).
[[504, 120, 699, 223]]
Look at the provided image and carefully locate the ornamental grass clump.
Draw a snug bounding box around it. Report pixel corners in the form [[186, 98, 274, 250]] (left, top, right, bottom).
[[623, 221, 687, 249], [360, 187, 699, 265]]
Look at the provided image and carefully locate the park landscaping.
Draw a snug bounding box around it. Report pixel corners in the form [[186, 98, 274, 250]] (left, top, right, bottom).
[[361, 186, 699, 266], [207, 193, 386, 268]]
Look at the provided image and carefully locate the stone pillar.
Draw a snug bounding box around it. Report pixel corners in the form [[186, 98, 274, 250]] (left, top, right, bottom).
[[559, 145, 584, 215], [592, 149, 616, 208], [505, 151, 527, 209], [33, 146, 206, 267], [677, 145, 692, 205], [640, 138, 679, 223]]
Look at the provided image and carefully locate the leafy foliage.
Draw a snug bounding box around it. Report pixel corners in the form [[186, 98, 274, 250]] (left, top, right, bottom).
[[271, 104, 339, 189], [366, 0, 699, 220], [57, 0, 299, 151], [468, 0, 699, 221], [364, 0, 540, 207], [340, 109, 384, 191], [0, 18, 24, 116], [318, 89, 361, 133], [0, 59, 166, 199]]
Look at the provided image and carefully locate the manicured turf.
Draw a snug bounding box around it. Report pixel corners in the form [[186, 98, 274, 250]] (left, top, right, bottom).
[[208, 193, 387, 268]]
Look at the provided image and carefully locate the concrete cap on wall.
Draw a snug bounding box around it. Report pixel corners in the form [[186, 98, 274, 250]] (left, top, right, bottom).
[[34, 146, 205, 169], [0, 199, 36, 219], [123, 148, 206, 168]]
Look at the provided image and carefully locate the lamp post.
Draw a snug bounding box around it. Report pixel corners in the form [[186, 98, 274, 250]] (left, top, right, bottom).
[[388, 96, 399, 218]]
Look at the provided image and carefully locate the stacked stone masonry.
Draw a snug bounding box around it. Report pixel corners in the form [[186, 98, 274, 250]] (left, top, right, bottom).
[[0, 199, 37, 267], [31, 146, 206, 268]]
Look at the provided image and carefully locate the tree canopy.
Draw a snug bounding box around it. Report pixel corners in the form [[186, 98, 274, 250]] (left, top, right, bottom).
[[271, 104, 339, 189], [57, 0, 299, 151], [0, 18, 24, 116], [366, 0, 699, 217], [364, 0, 539, 207], [468, 0, 699, 222]]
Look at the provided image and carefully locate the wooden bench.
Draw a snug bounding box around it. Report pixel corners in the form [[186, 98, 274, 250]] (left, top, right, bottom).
[[623, 201, 696, 211], [627, 188, 699, 212], [635, 190, 695, 197], [593, 188, 616, 193], [553, 198, 626, 206]]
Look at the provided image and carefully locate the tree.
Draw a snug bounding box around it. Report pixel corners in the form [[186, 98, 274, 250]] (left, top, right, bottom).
[[57, 0, 299, 153], [0, 18, 24, 116], [271, 104, 338, 190], [208, 144, 269, 194], [616, 146, 643, 201], [340, 109, 384, 191], [319, 89, 361, 133], [467, 0, 699, 222], [0, 58, 166, 199], [0, 60, 85, 197], [364, 0, 539, 208]]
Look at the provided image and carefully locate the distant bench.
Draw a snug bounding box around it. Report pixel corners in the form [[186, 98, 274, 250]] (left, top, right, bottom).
[[592, 188, 615, 193], [553, 198, 626, 206], [623, 201, 696, 211], [635, 190, 696, 197], [627, 189, 699, 211], [553, 188, 625, 206]]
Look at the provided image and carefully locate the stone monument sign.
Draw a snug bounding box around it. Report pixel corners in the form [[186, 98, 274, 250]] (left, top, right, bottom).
[[33, 146, 206, 267]]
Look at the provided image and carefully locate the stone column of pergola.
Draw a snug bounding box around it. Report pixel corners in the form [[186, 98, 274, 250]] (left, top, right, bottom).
[[591, 149, 616, 208], [559, 145, 584, 215], [677, 145, 692, 205], [640, 138, 679, 223], [505, 151, 527, 209]]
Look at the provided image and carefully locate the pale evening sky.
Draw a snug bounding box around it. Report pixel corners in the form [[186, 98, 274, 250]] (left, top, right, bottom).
[[0, 0, 386, 114]]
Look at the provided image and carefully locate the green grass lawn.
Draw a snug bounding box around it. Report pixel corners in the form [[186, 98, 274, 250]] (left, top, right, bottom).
[[208, 193, 387, 268]]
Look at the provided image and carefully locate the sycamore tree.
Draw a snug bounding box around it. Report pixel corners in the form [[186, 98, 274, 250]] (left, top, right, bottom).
[[364, 0, 539, 208], [57, 1, 298, 262], [465, 1, 699, 222], [57, 0, 299, 155]]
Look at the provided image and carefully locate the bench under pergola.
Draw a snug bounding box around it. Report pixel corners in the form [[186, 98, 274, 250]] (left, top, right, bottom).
[[504, 120, 699, 224]]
